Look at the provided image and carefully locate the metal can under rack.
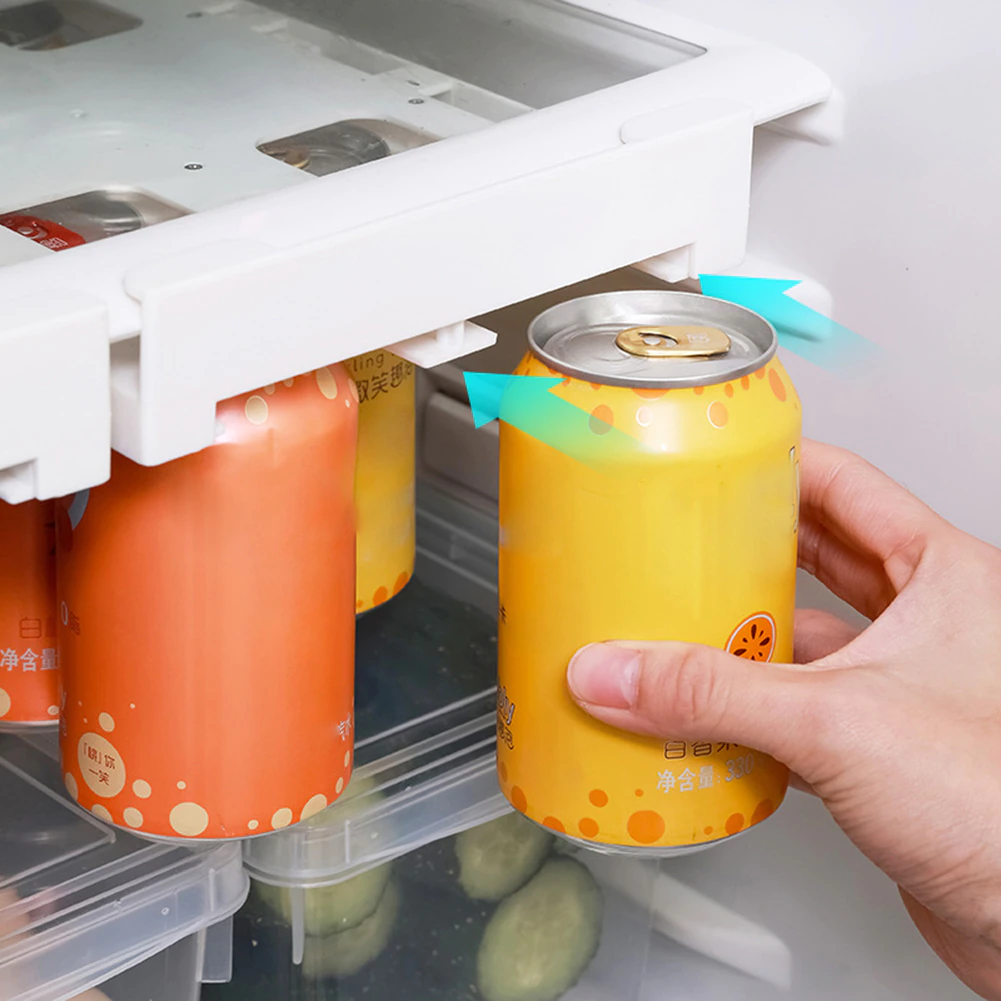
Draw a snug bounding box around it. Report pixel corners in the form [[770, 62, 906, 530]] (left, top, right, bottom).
[[0, 188, 187, 251]]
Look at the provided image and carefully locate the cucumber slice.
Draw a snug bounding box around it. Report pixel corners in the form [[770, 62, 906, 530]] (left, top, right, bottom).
[[477, 858, 603, 1001], [253, 773, 391, 935], [254, 861, 392, 936], [456, 812, 553, 901], [301, 878, 401, 980], [323, 863, 493, 1001]]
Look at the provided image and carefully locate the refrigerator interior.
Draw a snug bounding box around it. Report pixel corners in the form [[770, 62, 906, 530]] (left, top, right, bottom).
[[1, 0, 994, 999]]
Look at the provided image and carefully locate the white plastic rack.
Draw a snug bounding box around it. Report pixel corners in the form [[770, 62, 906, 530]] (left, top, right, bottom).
[[0, 0, 838, 501]]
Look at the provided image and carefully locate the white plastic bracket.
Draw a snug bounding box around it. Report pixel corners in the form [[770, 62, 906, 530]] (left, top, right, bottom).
[[633, 246, 696, 285], [630, 253, 834, 327], [725, 253, 834, 317], [389, 322, 497, 369], [102, 97, 755, 469], [0, 292, 110, 503], [763, 87, 846, 146]]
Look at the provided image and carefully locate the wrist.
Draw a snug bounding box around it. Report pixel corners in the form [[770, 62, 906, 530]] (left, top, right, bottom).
[[902, 889, 1001, 1001]]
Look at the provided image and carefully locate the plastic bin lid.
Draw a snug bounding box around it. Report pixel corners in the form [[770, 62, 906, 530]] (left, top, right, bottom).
[[0, 733, 249, 1001]]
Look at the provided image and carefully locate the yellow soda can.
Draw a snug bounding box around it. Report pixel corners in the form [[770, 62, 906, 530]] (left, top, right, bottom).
[[497, 290, 801, 855], [350, 350, 416, 613]]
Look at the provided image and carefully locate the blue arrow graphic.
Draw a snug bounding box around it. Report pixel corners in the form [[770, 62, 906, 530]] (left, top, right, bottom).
[[464, 372, 640, 468], [699, 274, 878, 372]]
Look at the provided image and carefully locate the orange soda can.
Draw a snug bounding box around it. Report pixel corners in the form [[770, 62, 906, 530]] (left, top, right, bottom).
[[56, 366, 358, 839], [497, 291, 801, 855], [0, 500, 58, 727], [350, 350, 416, 613]]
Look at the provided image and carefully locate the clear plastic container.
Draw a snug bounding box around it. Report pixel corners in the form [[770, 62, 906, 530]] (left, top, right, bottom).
[[0, 732, 249, 1001], [215, 810, 655, 1001], [235, 483, 656, 999], [243, 489, 503, 891]]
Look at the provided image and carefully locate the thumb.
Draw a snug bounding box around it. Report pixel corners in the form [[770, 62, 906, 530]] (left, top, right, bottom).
[[566, 640, 840, 772]]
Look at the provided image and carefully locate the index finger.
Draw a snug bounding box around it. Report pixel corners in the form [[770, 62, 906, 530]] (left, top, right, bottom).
[[799, 440, 944, 590]]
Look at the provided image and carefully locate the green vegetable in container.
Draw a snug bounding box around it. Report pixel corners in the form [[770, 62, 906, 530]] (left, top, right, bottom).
[[456, 811, 553, 902], [301, 878, 402, 980], [477, 858, 603, 1001], [253, 773, 392, 935], [254, 861, 392, 936]]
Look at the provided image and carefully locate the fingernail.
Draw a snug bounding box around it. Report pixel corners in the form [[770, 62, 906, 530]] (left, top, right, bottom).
[[567, 643, 641, 709]]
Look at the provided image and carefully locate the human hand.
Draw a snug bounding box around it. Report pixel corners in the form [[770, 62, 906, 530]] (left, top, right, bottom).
[[565, 439, 1001, 999]]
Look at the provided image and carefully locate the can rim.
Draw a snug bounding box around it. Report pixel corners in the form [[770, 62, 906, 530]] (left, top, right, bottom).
[[527, 289, 778, 388]]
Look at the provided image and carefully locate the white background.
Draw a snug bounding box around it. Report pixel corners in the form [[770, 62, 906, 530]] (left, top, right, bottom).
[[648, 0, 1001, 546]]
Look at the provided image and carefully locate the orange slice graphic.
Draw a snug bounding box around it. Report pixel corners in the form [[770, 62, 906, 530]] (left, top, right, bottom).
[[726, 613, 776, 662]]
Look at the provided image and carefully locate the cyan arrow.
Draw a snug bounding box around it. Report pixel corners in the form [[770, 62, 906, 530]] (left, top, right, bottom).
[[698, 274, 878, 371], [464, 372, 639, 468]]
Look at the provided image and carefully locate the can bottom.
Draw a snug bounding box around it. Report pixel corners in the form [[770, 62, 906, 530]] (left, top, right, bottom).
[[544, 823, 753, 859], [355, 597, 399, 619], [116, 823, 285, 845], [356, 583, 411, 618]]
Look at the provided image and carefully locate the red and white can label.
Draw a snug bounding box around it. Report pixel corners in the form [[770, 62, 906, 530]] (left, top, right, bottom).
[[0, 214, 86, 252]]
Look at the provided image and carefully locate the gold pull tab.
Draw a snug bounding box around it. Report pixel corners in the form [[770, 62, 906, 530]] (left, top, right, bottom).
[[615, 325, 731, 359]]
